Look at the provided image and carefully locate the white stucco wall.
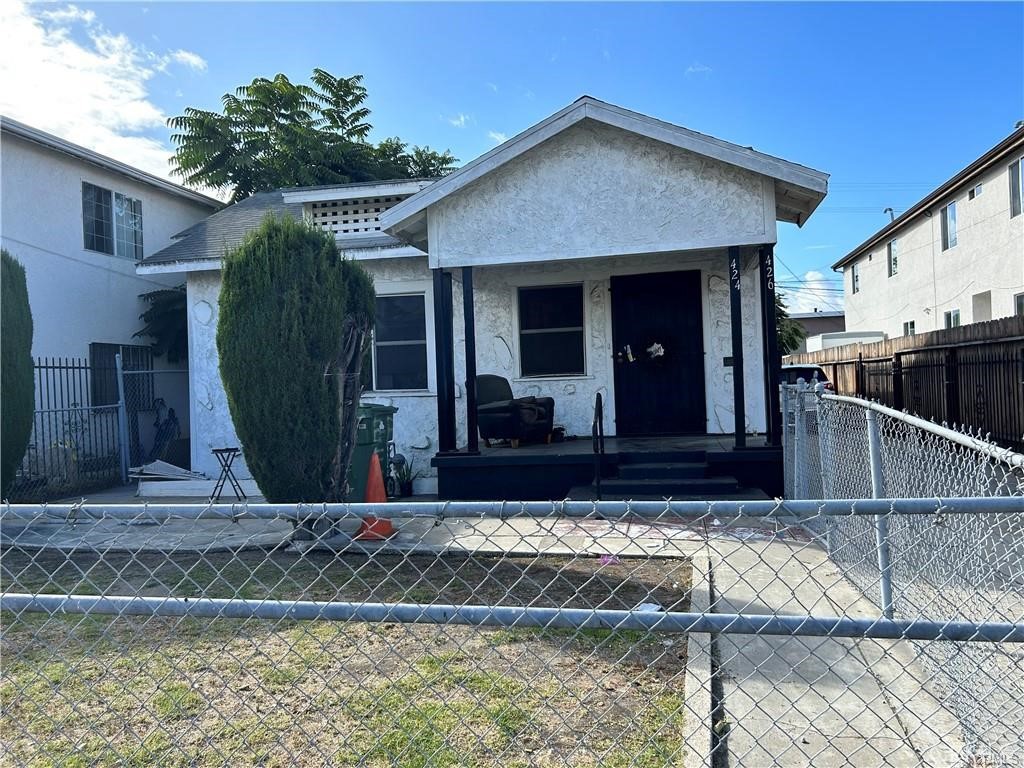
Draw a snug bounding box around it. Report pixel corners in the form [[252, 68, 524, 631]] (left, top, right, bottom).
[[184, 250, 768, 488], [426, 120, 776, 269], [842, 154, 1024, 338], [0, 133, 215, 360]]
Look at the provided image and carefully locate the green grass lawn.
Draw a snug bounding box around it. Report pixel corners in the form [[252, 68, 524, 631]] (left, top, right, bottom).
[[1, 548, 692, 766]]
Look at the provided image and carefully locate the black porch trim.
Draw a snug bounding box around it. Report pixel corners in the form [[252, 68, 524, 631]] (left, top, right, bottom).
[[432, 268, 457, 453], [462, 266, 479, 454], [758, 244, 783, 446], [728, 246, 746, 448]]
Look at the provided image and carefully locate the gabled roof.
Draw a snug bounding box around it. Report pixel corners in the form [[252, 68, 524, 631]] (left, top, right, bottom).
[[0, 116, 221, 209], [832, 126, 1024, 271], [140, 191, 300, 267], [381, 96, 829, 245]]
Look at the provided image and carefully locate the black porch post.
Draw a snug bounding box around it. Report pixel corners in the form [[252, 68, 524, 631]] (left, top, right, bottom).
[[462, 266, 479, 454], [759, 244, 783, 446], [728, 246, 746, 448], [432, 268, 457, 453]]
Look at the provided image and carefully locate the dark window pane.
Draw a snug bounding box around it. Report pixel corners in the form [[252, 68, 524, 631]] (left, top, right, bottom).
[[376, 295, 426, 342], [521, 330, 585, 377], [83, 182, 114, 255], [1010, 159, 1022, 218], [375, 343, 428, 390], [519, 285, 584, 331]]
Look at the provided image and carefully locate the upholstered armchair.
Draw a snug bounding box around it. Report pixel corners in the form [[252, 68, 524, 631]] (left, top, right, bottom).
[[476, 375, 554, 447]]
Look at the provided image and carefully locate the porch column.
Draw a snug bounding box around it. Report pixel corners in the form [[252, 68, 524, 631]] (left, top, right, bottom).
[[462, 266, 479, 454], [758, 244, 783, 446], [432, 268, 457, 453], [728, 246, 746, 448]]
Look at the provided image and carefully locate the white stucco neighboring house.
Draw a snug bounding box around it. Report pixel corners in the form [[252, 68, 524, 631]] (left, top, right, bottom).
[[835, 126, 1024, 339], [138, 97, 829, 497], [0, 117, 220, 361]]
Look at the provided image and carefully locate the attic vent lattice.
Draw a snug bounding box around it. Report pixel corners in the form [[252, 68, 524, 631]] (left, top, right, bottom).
[[307, 194, 410, 238]]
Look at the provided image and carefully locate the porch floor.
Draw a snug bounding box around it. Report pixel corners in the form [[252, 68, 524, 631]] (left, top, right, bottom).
[[433, 434, 781, 501]]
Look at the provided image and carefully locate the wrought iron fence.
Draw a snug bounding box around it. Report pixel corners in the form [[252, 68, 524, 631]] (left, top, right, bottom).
[[783, 383, 1024, 764], [2, 496, 1022, 767]]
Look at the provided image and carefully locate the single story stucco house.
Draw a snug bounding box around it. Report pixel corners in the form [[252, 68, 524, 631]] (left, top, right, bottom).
[[137, 97, 828, 498]]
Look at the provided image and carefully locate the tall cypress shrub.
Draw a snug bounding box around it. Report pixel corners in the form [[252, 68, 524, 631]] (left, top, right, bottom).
[[217, 216, 374, 501], [2, 249, 35, 497]]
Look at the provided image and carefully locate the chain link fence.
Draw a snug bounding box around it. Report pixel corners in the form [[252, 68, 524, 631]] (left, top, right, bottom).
[[783, 382, 1024, 764], [1, 493, 1022, 767]]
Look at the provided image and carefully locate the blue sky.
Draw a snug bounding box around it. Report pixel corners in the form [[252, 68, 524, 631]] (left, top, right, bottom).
[[3, 2, 1022, 310]]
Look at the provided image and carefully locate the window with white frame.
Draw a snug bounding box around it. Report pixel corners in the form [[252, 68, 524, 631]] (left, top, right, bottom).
[[518, 284, 585, 377], [902, 320, 915, 336], [940, 201, 957, 250], [944, 309, 961, 329], [887, 239, 898, 277], [371, 294, 428, 390], [1010, 157, 1023, 218], [851, 263, 860, 294], [968, 183, 982, 200], [82, 182, 143, 259], [1015, 293, 1024, 317]]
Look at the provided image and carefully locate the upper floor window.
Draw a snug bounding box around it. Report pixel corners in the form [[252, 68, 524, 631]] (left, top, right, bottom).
[[1010, 157, 1023, 218], [82, 182, 143, 259], [371, 294, 428, 391], [968, 183, 982, 200], [940, 201, 957, 251], [943, 309, 961, 329], [887, 239, 898, 277], [518, 284, 585, 377], [851, 263, 860, 294], [902, 320, 915, 336]]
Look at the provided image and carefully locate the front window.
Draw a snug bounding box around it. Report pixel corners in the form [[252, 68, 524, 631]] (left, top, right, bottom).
[[83, 182, 143, 259], [887, 239, 898, 277], [941, 201, 957, 250], [943, 309, 961, 329], [1011, 157, 1023, 218], [903, 320, 915, 336], [372, 294, 428, 390], [518, 284, 585, 377], [851, 263, 860, 294]]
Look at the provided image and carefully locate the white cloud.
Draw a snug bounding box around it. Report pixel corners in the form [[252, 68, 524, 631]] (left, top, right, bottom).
[[0, 0, 207, 184], [778, 270, 844, 313], [803, 244, 835, 251], [487, 131, 508, 144], [602, 48, 611, 62], [447, 112, 471, 128], [169, 49, 207, 72], [685, 62, 713, 77], [485, 82, 498, 93]]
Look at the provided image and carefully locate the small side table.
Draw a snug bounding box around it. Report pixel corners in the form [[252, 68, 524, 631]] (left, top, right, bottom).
[[211, 447, 246, 501]]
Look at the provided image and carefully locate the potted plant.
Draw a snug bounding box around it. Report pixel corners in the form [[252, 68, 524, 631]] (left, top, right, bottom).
[[393, 458, 418, 497]]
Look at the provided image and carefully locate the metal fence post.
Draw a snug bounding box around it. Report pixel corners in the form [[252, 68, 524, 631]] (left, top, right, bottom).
[[793, 379, 807, 498], [114, 354, 129, 485], [865, 408, 894, 619]]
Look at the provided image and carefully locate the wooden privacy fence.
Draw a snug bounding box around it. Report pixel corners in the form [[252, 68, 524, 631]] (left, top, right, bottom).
[[786, 316, 1024, 450]]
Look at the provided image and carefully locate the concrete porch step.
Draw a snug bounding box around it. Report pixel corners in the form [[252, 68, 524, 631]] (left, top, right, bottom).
[[597, 477, 742, 496], [617, 462, 709, 480]]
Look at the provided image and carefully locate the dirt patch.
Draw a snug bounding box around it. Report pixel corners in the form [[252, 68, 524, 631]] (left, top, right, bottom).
[[2, 549, 692, 766]]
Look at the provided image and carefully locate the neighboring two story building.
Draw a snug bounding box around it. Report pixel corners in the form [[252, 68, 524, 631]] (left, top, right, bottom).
[[834, 127, 1024, 338], [0, 117, 220, 362]]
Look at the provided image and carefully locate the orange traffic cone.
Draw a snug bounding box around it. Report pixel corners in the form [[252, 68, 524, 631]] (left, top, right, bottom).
[[355, 453, 394, 540]]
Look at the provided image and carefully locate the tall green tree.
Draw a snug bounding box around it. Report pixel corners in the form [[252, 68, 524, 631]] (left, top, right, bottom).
[[170, 70, 457, 202], [2, 249, 34, 496], [217, 215, 374, 501], [776, 294, 807, 356]]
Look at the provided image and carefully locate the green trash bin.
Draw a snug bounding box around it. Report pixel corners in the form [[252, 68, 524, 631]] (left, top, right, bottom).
[[346, 404, 398, 501]]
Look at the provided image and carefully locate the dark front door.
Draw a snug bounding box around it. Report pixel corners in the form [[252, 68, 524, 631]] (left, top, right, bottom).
[[610, 270, 706, 436]]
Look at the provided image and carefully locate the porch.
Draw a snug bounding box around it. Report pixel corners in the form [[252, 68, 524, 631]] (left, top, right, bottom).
[[432, 434, 781, 501]]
